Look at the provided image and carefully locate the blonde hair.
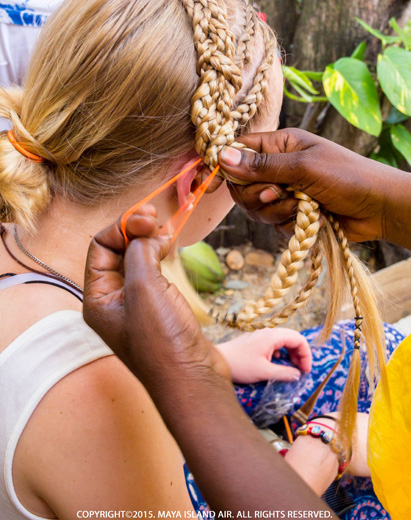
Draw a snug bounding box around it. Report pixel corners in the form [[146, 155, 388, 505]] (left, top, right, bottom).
[[180, 0, 388, 455], [0, 0, 386, 455], [0, 0, 207, 230]]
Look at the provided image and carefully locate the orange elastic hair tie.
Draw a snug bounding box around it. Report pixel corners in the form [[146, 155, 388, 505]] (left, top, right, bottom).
[[120, 159, 220, 246], [8, 130, 44, 163]]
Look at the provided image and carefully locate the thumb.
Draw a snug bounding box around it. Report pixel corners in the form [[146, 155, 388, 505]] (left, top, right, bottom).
[[218, 129, 316, 186], [219, 146, 303, 186]]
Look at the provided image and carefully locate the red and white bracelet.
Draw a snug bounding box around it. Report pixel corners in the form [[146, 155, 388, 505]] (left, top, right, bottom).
[[295, 421, 350, 480]]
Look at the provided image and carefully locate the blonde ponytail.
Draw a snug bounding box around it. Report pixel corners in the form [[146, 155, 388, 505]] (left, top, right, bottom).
[[0, 87, 50, 232]]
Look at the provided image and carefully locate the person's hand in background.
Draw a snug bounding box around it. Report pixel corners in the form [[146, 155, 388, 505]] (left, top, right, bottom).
[[219, 128, 411, 248], [217, 328, 311, 384]]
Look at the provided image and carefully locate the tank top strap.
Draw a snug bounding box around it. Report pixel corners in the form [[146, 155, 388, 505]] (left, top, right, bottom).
[[0, 272, 83, 301]]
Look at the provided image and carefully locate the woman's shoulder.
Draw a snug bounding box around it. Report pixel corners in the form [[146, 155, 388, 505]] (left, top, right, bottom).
[[14, 349, 194, 516]]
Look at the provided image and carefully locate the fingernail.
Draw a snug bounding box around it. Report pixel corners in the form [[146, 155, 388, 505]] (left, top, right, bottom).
[[293, 375, 300, 381], [220, 146, 242, 167], [260, 186, 281, 203]]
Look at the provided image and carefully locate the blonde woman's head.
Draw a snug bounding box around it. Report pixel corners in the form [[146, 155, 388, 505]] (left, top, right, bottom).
[[0, 0, 282, 234]]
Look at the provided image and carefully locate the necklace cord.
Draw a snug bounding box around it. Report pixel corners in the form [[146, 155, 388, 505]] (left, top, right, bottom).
[[0, 224, 83, 293]]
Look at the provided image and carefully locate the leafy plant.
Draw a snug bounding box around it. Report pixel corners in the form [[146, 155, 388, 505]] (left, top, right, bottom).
[[283, 16, 411, 167], [323, 57, 382, 136]]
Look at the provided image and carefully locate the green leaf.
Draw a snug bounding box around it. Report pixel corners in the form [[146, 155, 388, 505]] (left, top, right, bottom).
[[386, 107, 409, 124], [289, 82, 316, 101], [323, 57, 382, 136], [370, 151, 398, 167], [283, 85, 328, 104], [283, 66, 320, 95], [302, 71, 324, 81], [377, 47, 411, 116], [390, 124, 411, 165], [389, 18, 411, 50], [356, 18, 401, 45], [351, 41, 367, 61]]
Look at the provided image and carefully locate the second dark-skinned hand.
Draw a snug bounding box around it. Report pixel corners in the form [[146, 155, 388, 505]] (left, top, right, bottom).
[[219, 128, 404, 243], [83, 205, 230, 392]]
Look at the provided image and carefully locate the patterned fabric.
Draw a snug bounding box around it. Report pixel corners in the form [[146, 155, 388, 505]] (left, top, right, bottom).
[[0, 2, 61, 26], [185, 321, 404, 519]]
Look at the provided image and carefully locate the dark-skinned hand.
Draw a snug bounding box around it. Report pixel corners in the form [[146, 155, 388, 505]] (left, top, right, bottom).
[[219, 128, 411, 247], [82, 207, 335, 517], [83, 205, 230, 392]]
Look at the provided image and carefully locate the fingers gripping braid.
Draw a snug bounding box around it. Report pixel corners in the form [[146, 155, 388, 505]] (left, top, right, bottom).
[[183, 1, 323, 329]]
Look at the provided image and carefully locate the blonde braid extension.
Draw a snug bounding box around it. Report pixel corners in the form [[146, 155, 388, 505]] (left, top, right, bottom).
[[263, 243, 324, 327], [182, 0, 243, 168], [182, 0, 387, 455], [226, 191, 321, 328]]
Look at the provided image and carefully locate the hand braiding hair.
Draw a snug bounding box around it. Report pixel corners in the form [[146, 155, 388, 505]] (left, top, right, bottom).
[[181, 0, 388, 455]]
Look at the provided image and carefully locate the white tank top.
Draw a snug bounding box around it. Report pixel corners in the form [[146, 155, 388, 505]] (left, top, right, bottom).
[[0, 310, 113, 519]]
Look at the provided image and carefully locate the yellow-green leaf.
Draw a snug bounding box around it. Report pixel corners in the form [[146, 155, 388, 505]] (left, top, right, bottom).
[[390, 124, 411, 165], [323, 57, 382, 136], [377, 47, 411, 116]]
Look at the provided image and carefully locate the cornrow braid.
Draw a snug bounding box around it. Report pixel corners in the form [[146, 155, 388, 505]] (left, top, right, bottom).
[[232, 21, 277, 132], [181, 0, 243, 169], [235, 1, 257, 68], [181, 0, 387, 458]]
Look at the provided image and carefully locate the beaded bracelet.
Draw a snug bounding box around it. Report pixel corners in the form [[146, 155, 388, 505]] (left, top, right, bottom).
[[308, 421, 335, 431], [295, 423, 349, 480]]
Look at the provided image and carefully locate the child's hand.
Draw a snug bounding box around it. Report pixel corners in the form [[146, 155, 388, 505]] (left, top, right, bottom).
[[215, 328, 312, 384]]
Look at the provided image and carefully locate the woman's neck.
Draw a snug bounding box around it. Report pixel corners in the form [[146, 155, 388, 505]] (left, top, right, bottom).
[[12, 188, 176, 290]]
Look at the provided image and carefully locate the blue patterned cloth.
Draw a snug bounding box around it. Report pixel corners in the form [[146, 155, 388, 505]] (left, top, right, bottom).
[[185, 321, 405, 518], [0, 1, 60, 26]]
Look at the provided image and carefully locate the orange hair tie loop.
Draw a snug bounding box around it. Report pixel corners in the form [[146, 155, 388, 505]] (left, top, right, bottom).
[[7, 130, 44, 163], [120, 159, 221, 247]]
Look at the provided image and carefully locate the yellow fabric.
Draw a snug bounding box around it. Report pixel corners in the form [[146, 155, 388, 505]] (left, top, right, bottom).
[[368, 335, 411, 519]]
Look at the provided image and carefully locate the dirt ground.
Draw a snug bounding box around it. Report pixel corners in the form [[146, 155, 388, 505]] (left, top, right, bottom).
[[202, 243, 333, 343]]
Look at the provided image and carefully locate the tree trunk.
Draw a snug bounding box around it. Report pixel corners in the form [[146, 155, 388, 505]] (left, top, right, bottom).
[[256, 0, 299, 52], [291, 0, 407, 71]]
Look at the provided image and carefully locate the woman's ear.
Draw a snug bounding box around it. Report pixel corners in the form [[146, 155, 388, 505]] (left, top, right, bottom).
[[176, 163, 225, 207], [176, 163, 198, 207]]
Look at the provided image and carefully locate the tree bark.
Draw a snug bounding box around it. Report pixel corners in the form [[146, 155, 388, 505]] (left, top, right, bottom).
[[291, 0, 408, 72], [256, 0, 300, 52]]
